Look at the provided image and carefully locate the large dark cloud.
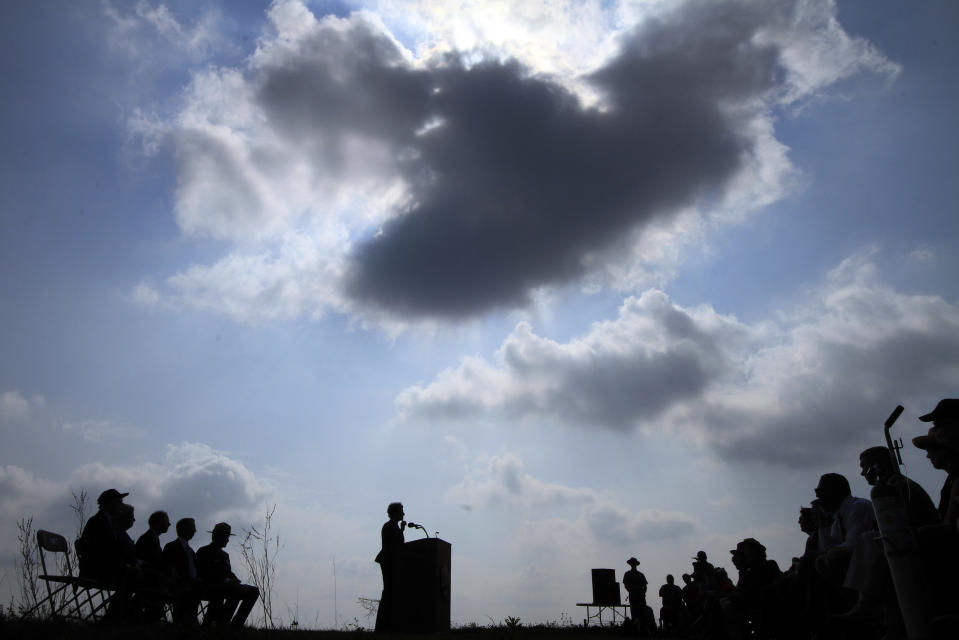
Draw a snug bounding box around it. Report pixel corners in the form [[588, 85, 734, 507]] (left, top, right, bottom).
[[251, 2, 783, 318]]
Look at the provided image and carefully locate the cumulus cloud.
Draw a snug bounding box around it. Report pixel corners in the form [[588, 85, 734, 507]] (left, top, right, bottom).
[[448, 453, 595, 511], [400, 251, 959, 467], [449, 453, 697, 546], [398, 290, 756, 429], [0, 390, 45, 422], [136, 0, 897, 323], [69, 442, 270, 523]]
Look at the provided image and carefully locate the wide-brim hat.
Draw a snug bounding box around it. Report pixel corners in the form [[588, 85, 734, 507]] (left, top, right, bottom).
[[208, 522, 236, 536], [731, 538, 766, 554], [627, 557, 640, 566], [919, 399, 959, 423], [97, 488, 129, 505]]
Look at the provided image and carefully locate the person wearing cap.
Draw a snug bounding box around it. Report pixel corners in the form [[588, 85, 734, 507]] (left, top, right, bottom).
[[914, 399, 959, 524], [78, 488, 129, 583], [912, 400, 959, 621], [623, 557, 651, 633], [195, 522, 259, 627], [691, 550, 717, 594]]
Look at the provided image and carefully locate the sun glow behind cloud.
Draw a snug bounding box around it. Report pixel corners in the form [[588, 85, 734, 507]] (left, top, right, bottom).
[[131, 0, 898, 326]]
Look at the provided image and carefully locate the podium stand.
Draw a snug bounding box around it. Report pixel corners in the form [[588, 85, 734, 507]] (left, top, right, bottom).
[[394, 538, 451, 632]]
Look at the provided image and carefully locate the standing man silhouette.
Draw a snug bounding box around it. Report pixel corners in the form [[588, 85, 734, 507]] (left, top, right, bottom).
[[375, 502, 406, 633], [624, 557, 651, 634]]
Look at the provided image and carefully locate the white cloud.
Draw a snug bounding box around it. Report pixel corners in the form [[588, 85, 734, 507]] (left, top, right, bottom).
[[448, 453, 595, 511], [0, 465, 62, 526], [102, 0, 229, 62], [909, 247, 934, 264], [0, 390, 45, 422], [398, 290, 758, 429], [0, 443, 269, 542], [400, 250, 959, 467], [448, 453, 697, 543], [60, 419, 144, 443], [755, 0, 902, 105], [69, 442, 271, 524]]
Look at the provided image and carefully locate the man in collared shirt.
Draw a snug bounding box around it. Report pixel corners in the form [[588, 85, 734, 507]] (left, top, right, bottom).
[[813, 473, 875, 586], [162, 518, 201, 624], [136, 510, 171, 571]]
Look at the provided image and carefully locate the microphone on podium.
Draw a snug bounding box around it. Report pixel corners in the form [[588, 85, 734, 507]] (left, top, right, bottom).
[[404, 521, 430, 538]]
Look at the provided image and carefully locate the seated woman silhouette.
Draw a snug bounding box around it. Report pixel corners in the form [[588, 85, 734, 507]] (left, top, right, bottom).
[[374, 502, 406, 633]]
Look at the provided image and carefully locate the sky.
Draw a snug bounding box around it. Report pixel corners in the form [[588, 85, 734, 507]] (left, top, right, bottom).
[[1, 0, 958, 628]]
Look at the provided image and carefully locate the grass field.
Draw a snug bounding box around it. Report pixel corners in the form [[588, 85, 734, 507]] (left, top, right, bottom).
[[0, 618, 647, 640]]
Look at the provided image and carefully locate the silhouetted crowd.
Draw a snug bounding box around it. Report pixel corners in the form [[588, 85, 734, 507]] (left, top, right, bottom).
[[76, 489, 258, 627], [622, 398, 959, 640]]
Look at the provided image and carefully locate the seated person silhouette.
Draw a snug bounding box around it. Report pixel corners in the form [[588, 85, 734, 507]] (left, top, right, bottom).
[[135, 510, 171, 572], [107, 502, 146, 620], [78, 488, 129, 584], [195, 522, 259, 627], [114, 504, 140, 570], [722, 538, 781, 635], [375, 502, 406, 633], [162, 517, 201, 624], [813, 473, 875, 587]]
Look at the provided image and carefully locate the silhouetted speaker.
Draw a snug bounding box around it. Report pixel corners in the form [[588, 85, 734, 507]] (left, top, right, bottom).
[[591, 568, 621, 605], [394, 538, 451, 632]]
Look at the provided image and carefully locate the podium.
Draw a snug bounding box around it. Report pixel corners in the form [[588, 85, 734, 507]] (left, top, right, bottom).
[[393, 538, 451, 632]]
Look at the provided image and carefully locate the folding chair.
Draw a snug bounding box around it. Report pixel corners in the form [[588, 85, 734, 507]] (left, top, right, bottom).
[[21, 529, 114, 621]]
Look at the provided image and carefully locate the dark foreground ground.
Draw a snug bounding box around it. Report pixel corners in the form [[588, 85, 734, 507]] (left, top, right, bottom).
[[1, 619, 661, 640]]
